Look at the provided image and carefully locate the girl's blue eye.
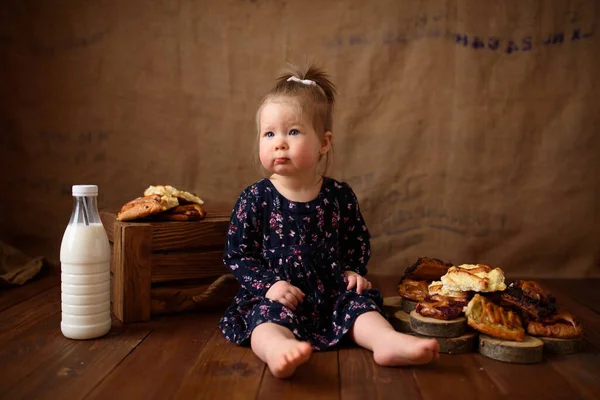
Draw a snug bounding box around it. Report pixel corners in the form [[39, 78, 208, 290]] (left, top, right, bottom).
[[289, 129, 299, 136], [265, 131, 274, 137]]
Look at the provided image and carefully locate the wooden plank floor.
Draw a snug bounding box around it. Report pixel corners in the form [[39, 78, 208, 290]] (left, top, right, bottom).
[[1, 267, 600, 400]]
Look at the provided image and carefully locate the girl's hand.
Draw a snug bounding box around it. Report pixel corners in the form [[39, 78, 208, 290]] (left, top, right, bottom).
[[344, 271, 372, 294], [265, 280, 305, 311]]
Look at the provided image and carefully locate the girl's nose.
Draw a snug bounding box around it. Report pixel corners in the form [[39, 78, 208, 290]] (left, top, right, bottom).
[[275, 140, 288, 150]]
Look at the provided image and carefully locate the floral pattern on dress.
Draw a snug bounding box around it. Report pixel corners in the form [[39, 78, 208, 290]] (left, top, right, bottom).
[[218, 177, 383, 350]]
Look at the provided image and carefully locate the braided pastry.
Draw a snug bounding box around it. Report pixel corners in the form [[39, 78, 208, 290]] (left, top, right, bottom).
[[465, 294, 525, 341]]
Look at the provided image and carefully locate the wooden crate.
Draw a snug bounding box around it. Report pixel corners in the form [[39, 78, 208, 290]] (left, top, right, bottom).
[[100, 210, 238, 323]]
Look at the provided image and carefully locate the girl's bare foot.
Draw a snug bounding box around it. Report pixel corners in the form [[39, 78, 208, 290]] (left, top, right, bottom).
[[372, 330, 439, 366], [265, 339, 312, 378]]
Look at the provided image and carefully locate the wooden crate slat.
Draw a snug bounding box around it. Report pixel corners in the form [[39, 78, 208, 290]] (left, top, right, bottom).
[[112, 224, 153, 323], [151, 250, 227, 282], [150, 214, 230, 251], [101, 210, 231, 251]]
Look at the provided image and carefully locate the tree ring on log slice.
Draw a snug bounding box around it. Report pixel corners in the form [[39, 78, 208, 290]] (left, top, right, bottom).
[[538, 336, 582, 355], [391, 310, 412, 333], [402, 299, 418, 313], [383, 296, 403, 317], [409, 310, 467, 338], [478, 334, 543, 364]]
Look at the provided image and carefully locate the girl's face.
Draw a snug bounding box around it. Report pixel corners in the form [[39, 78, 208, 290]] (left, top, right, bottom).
[[258, 100, 330, 178]]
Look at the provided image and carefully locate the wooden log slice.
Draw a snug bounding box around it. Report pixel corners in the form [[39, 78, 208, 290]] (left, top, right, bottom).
[[538, 336, 582, 355], [409, 310, 467, 338], [478, 334, 543, 364], [436, 332, 478, 354], [402, 299, 418, 313], [390, 310, 412, 333], [383, 296, 403, 317]]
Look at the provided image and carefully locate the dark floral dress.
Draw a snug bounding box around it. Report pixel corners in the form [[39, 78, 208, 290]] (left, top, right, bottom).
[[218, 177, 383, 350]]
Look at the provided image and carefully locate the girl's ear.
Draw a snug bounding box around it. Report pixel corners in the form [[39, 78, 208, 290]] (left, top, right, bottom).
[[320, 131, 333, 154]]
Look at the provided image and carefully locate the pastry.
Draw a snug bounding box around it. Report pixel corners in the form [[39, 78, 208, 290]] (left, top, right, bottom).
[[416, 294, 469, 320], [440, 264, 506, 293], [144, 185, 204, 205], [400, 257, 453, 282], [501, 280, 557, 319], [397, 279, 429, 302], [117, 194, 179, 221], [150, 203, 207, 221], [428, 281, 468, 298], [465, 294, 525, 341], [527, 311, 583, 339]]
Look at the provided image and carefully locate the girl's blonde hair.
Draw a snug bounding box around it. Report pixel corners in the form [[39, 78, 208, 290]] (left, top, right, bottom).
[[256, 63, 336, 176]]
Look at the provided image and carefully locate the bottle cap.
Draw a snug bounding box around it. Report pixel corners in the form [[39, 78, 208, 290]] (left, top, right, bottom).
[[72, 185, 98, 197]]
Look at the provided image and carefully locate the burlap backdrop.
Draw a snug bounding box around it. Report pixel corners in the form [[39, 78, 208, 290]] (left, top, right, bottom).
[[1, 0, 598, 277]]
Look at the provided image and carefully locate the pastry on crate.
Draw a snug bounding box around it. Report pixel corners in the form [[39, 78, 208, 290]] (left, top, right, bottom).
[[440, 264, 506, 293], [465, 294, 525, 341], [118, 185, 206, 222], [150, 203, 207, 221], [117, 194, 179, 221], [144, 185, 204, 205]]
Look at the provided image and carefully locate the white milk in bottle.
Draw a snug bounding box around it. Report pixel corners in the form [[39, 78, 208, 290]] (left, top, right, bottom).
[[60, 184, 112, 339]]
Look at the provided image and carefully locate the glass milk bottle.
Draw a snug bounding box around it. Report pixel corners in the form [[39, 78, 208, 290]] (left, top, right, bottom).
[[60, 184, 112, 339]]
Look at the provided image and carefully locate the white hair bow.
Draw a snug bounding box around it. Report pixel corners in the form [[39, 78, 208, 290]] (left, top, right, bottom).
[[287, 76, 317, 86]]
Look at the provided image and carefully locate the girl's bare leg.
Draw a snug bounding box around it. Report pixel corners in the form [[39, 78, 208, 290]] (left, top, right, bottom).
[[350, 311, 439, 366], [250, 322, 312, 378]]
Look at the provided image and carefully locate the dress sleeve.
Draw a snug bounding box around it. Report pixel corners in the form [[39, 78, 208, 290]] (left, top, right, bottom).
[[339, 183, 371, 276], [223, 186, 281, 297]]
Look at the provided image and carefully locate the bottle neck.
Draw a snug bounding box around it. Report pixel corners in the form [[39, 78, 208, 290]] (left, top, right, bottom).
[[70, 196, 101, 225]]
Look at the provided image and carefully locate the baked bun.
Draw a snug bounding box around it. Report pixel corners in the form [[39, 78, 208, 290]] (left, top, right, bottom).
[[440, 264, 506, 293], [118, 194, 179, 221], [144, 185, 204, 205]]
